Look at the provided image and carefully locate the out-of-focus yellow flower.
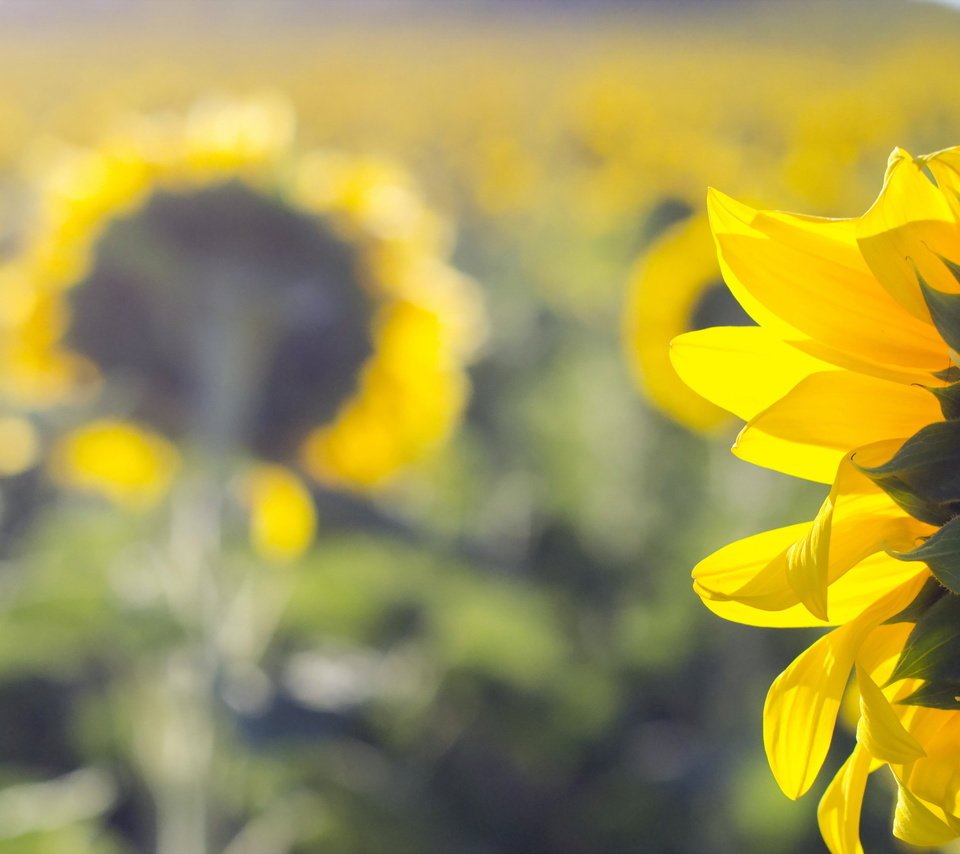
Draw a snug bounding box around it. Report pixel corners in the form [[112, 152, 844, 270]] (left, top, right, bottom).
[[50, 419, 178, 509], [288, 152, 484, 491], [5, 96, 483, 503], [624, 212, 746, 431], [0, 415, 40, 476], [239, 463, 316, 563], [672, 147, 960, 851]]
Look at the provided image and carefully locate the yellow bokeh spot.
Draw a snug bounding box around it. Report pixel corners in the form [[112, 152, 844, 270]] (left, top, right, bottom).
[[51, 419, 178, 509], [241, 464, 316, 563], [0, 416, 39, 476]]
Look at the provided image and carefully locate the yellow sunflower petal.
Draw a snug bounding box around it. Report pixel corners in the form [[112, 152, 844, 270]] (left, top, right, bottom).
[[920, 147, 960, 222], [856, 622, 915, 685], [784, 474, 840, 622], [764, 625, 861, 799], [855, 665, 925, 765], [693, 522, 808, 612], [784, 456, 931, 621], [893, 783, 960, 847], [708, 188, 946, 374], [698, 553, 926, 628], [901, 750, 960, 821], [669, 326, 836, 422], [816, 744, 872, 854], [857, 147, 960, 323], [763, 576, 927, 798], [890, 706, 957, 766], [733, 372, 941, 483], [786, 334, 946, 386], [694, 445, 926, 623]]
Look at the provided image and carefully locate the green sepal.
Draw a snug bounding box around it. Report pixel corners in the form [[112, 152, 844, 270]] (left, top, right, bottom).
[[888, 592, 960, 685], [897, 680, 960, 710], [937, 253, 960, 290], [884, 575, 949, 623], [926, 381, 960, 420], [919, 268, 960, 354], [867, 476, 960, 527], [856, 421, 960, 526], [934, 365, 960, 383], [892, 517, 960, 595]]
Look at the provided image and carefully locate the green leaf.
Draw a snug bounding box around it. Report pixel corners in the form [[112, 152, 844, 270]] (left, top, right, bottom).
[[926, 381, 960, 420], [856, 421, 960, 526], [885, 575, 949, 623], [919, 270, 960, 354], [934, 365, 960, 383], [868, 476, 959, 527], [893, 517, 960, 594], [888, 592, 960, 685], [898, 680, 960, 710], [937, 254, 960, 291]]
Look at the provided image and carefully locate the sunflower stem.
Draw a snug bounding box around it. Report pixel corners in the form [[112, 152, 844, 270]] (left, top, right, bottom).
[[151, 263, 261, 854]]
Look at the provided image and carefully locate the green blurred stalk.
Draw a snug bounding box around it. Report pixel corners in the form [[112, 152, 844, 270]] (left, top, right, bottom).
[[149, 264, 269, 854]]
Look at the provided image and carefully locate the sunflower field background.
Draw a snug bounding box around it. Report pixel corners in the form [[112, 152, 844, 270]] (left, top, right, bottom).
[[1, 1, 960, 852]]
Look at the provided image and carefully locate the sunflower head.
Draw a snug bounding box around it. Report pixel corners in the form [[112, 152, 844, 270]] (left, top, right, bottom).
[[671, 146, 960, 849], [3, 96, 484, 509], [623, 208, 750, 432]]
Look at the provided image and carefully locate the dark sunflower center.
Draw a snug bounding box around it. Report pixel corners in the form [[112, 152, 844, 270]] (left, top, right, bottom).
[[68, 181, 375, 460]]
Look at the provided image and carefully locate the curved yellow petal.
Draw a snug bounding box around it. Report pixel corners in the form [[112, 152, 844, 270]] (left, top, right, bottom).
[[817, 744, 871, 854], [891, 706, 957, 762], [855, 665, 925, 765], [857, 147, 960, 323], [692, 522, 805, 612], [785, 456, 932, 621], [856, 622, 915, 686], [709, 188, 945, 374], [788, 334, 947, 387], [695, 443, 927, 622], [733, 372, 941, 483], [900, 751, 960, 821], [784, 464, 848, 622], [885, 699, 960, 822], [669, 326, 836, 422], [763, 576, 927, 798], [920, 147, 960, 222], [893, 783, 960, 847], [696, 551, 927, 629], [764, 625, 861, 799]]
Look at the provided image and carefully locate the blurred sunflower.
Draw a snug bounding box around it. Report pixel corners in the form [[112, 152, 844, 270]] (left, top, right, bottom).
[[623, 210, 750, 431], [671, 147, 960, 850], [2, 95, 482, 559]]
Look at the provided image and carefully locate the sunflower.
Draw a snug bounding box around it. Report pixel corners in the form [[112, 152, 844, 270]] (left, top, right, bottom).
[[623, 210, 757, 432], [3, 95, 482, 557], [671, 147, 960, 850]]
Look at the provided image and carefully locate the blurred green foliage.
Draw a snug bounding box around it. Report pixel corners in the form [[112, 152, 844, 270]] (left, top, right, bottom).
[[0, 3, 952, 852]]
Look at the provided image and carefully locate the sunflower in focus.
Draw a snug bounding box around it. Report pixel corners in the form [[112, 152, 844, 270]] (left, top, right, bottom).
[[2, 95, 482, 559], [671, 147, 960, 850]]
